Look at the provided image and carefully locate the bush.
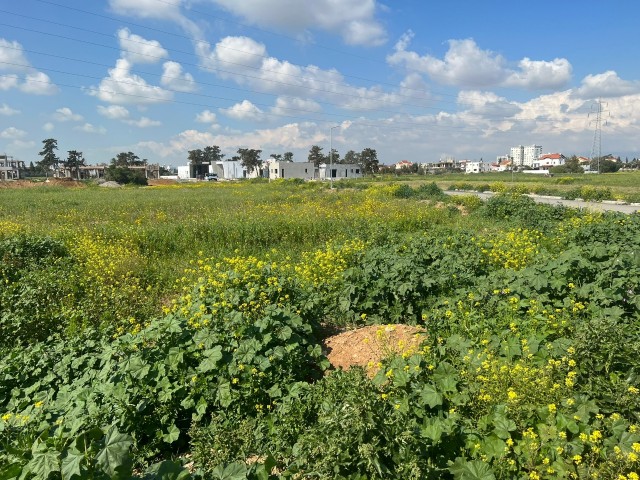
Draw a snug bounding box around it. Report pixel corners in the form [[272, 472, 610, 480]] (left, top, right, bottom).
[[105, 166, 148, 185]]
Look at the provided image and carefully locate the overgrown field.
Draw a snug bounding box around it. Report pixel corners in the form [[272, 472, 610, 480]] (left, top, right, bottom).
[[1, 180, 640, 479]]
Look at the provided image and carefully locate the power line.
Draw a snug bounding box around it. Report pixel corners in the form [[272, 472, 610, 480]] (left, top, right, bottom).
[[0, 20, 449, 111], [16, 1, 466, 102], [0, 72, 504, 134]]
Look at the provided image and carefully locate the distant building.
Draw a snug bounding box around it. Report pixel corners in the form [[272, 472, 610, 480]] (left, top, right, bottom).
[[539, 153, 566, 170], [510, 145, 542, 168], [318, 163, 362, 180], [465, 160, 487, 174], [490, 157, 512, 172], [0, 154, 25, 180], [212, 160, 247, 180], [395, 160, 413, 170], [268, 161, 315, 180]]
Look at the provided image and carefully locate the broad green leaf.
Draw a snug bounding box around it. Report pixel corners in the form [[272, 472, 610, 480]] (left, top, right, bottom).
[[482, 435, 507, 459], [198, 346, 223, 373], [166, 347, 184, 369], [146, 460, 191, 480], [211, 462, 247, 480], [61, 449, 84, 480], [27, 441, 60, 480], [96, 426, 133, 478], [421, 418, 444, 442], [492, 415, 516, 439], [449, 458, 496, 480], [217, 382, 232, 408], [162, 424, 180, 444], [277, 325, 292, 341], [420, 384, 443, 408], [124, 356, 150, 380]]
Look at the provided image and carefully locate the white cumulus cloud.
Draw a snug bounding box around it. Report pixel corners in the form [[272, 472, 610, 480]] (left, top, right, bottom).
[[97, 104, 130, 120], [20, 72, 58, 95], [197, 35, 413, 112], [208, 0, 386, 46], [0, 38, 30, 70], [54, 107, 83, 122], [574, 71, 640, 98], [388, 32, 572, 90], [161, 61, 197, 92], [196, 109, 217, 124], [220, 100, 265, 121], [271, 96, 322, 116], [97, 104, 160, 127], [0, 103, 19, 116], [118, 28, 168, 64], [89, 58, 173, 105], [0, 126, 27, 139], [75, 123, 107, 134]]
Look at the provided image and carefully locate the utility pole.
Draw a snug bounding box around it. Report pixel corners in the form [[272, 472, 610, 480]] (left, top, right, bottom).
[[589, 99, 608, 174], [329, 125, 340, 189]]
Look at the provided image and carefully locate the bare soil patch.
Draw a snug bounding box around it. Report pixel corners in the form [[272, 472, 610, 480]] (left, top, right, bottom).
[[0, 178, 86, 189], [322, 324, 427, 377]]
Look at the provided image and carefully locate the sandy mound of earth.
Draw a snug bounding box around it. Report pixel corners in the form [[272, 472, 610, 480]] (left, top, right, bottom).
[[322, 324, 427, 377]]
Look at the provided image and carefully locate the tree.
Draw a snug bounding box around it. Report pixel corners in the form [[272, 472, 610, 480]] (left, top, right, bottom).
[[188, 149, 206, 178], [112, 151, 143, 167], [360, 148, 380, 174], [238, 148, 262, 175], [283, 152, 294, 162], [550, 155, 583, 174], [37, 138, 60, 177], [344, 150, 360, 165], [307, 145, 326, 167], [328, 149, 340, 164], [270, 153, 283, 162], [203, 145, 224, 165], [591, 158, 621, 173], [106, 151, 147, 185], [64, 150, 85, 179]]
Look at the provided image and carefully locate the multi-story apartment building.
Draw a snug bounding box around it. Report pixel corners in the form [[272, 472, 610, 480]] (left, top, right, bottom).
[[510, 145, 542, 168]]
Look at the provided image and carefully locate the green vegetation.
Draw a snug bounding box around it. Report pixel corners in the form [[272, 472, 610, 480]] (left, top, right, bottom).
[[1, 181, 640, 479]]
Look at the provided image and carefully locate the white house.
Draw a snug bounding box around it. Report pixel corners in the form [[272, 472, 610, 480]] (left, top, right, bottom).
[[395, 160, 413, 170], [268, 161, 315, 180], [489, 157, 512, 172], [318, 163, 363, 180], [465, 161, 487, 174], [212, 160, 249, 180], [539, 153, 566, 170]]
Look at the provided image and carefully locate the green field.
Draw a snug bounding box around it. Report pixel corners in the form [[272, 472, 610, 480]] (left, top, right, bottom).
[[1, 180, 640, 479]]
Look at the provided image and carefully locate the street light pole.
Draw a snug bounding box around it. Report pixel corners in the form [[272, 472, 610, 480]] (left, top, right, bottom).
[[329, 125, 340, 189]]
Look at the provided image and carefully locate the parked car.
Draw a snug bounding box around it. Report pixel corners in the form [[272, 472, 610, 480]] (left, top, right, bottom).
[[205, 173, 218, 181]]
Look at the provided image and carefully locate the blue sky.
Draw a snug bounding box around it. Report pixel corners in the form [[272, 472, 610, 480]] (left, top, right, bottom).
[[2, 0, 640, 167]]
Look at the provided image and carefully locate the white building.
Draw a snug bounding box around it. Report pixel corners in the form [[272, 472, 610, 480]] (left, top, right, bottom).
[[318, 163, 363, 180], [268, 161, 315, 180], [212, 160, 249, 180], [0, 154, 25, 180], [490, 157, 512, 172], [510, 145, 542, 168], [538, 153, 566, 170], [465, 160, 487, 174]]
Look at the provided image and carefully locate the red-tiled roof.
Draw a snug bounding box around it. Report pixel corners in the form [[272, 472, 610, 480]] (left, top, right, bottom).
[[540, 153, 563, 160]]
